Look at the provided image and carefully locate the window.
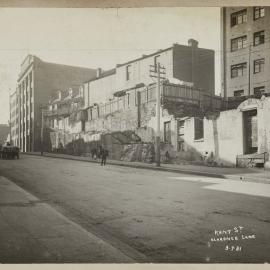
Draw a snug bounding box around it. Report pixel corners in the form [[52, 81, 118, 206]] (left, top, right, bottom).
[[254, 7, 265, 20], [177, 120, 185, 151], [234, 90, 244, 97], [126, 65, 131, 81], [254, 58, 265, 74], [231, 63, 247, 78], [164, 121, 171, 143], [154, 55, 160, 72], [231, 36, 247, 51], [127, 93, 130, 107], [254, 31, 265, 46], [254, 86, 265, 95], [194, 118, 204, 140], [231, 9, 247, 27]]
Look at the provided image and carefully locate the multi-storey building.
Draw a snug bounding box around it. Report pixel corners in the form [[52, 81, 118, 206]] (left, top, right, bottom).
[[12, 55, 97, 152], [0, 124, 10, 145], [221, 6, 270, 98], [9, 90, 19, 146], [83, 40, 215, 108]]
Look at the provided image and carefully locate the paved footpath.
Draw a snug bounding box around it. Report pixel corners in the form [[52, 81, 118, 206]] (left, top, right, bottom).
[[24, 152, 270, 183], [0, 176, 134, 263]]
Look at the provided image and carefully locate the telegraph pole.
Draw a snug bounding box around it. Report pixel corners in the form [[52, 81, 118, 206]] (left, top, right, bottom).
[[40, 105, 49, 156], [150, 63, 166, 167], [9, 89, 12, 145], [40, 108, 44, 156], [156, 63, 161, 167], [8, 88, 12, 144]]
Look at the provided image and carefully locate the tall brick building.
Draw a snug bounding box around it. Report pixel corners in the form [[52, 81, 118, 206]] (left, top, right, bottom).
[[12, 55, 97, 152], [221, 6, 270, 98]]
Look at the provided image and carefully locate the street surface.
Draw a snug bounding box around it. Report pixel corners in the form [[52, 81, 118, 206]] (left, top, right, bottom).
[[0, 155, 269, 263]]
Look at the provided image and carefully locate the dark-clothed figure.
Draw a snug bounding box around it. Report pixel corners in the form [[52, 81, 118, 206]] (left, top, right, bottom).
[[165, 151, 170, 163], [91, 148, 98, 160], [100, 148, 109, 166], [98, 145, 103, 159]]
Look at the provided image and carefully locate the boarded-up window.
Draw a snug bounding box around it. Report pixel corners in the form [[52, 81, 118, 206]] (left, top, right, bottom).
[[178, 120, 185, 151], [194, 117, 204, 140], [154, 55, 160, 72], [127, 93, 130, 107], [126, 65, 131, 81]]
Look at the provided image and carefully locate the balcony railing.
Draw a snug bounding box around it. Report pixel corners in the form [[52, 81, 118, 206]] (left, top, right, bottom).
[[162, 83, 223, 110]]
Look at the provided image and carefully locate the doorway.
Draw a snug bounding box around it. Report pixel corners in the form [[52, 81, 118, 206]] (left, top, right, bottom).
[[243, 109, 258, 154]]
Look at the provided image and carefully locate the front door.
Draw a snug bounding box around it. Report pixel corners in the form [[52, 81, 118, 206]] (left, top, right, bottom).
[[244, 110, 258, 154]]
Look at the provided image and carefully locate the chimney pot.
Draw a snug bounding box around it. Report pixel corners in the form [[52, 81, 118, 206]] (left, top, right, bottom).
[[96, 68, 102, 78], [188, 39, 198, 48]]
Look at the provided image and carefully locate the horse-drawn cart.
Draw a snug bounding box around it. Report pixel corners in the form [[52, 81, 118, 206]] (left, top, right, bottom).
[[0, 144, 20, 159]]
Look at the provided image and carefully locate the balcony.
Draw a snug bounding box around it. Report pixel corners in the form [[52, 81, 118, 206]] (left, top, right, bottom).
[[162, 83, 223, 111]]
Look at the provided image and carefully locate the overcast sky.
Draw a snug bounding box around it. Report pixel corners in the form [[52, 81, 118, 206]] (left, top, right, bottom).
[[0, 7, 220, 124]]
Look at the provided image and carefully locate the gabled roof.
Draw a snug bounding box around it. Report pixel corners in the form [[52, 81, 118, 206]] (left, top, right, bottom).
[[116, 46, 173, 68], [84, 46, 173, 84]]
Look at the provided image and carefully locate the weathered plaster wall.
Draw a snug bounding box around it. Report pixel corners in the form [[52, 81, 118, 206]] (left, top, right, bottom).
[[51, 93, 270, 167], [85, 106, 138, 134], [181, 97, 270, 166], [84, 73, 117, 107], [216, 109, 243, 164]]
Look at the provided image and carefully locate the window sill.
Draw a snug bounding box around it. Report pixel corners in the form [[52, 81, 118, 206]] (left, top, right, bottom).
[[194, 138, 204, 142], [231, 76, 244, 79], [231, 22, 247, 28]]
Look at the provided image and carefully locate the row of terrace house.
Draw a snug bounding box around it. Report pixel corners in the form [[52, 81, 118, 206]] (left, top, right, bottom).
[[43, 86, 85, 151], [44, 78, 270, 167], [41, 39, 270, 168], [44, 80, 224, 160]]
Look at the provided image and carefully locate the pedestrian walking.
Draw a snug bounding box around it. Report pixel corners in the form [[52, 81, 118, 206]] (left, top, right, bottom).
[[91, 147, 98, 160], [98, 145, 103, 159], [100, 147, 109, 166]]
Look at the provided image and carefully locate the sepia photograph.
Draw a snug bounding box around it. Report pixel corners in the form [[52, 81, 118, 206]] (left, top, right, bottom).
[[0, 0, 269, 265]]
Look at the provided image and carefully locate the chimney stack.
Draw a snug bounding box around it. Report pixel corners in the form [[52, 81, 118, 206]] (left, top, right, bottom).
[[96, 68, 102, 78], [188, 39, 198, 48]]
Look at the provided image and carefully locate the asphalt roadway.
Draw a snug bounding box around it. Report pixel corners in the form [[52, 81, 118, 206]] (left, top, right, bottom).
[[0, 155, 269, 263]]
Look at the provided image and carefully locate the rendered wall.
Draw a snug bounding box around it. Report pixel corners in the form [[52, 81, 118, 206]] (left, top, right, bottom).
[[115, 49, 174, 91], [84, 73, 117, 107]]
